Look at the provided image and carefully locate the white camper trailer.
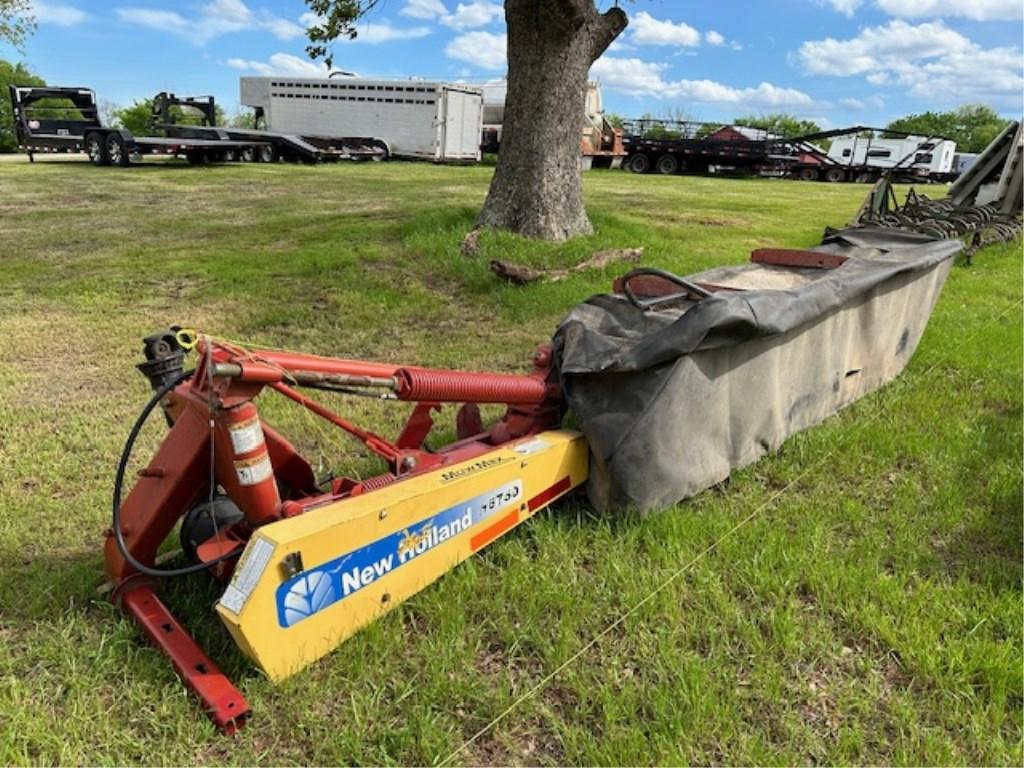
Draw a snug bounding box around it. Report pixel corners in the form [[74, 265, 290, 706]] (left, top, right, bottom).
[[827, 135, 957, 177], [239, 77, 484, 162]]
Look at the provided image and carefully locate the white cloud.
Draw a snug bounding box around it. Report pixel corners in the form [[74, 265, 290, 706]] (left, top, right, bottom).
[[840, 95, 885, 109], [401, 0, 448, 19], [227, 53, 330, 77], [875, 0, 1022, 21], [798, 20, 970, 76], [590, 56, 813, 106], [630, 11, 701, 47], [117, 0, 311, 44], [348, 20, 431, 43], [441, 0, 502, 30], [796, 20, 1024, 104], [261, 16, 305, 40], [819, 0, 1021, 19], [821, 0, 863, 17], [445, 30, 506, 70], [117, 8, 191, 35], [705, 30, 725, 46], [30, 0, 88, 26]]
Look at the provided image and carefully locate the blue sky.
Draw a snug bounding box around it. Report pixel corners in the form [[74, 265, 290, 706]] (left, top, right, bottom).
[[6, 0, 1023, 127]]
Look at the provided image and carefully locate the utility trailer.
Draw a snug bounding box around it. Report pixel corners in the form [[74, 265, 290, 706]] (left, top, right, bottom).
[[151, 92, 387, 164], [8, 85, 267, 166], [240, 76, 484, 162]]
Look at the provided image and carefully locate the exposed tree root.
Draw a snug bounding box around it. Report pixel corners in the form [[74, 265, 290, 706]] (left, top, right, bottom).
[[490, 247, 643, 285]]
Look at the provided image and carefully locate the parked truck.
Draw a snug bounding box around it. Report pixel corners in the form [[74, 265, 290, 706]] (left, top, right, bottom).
[[239, 76, 484, 162]]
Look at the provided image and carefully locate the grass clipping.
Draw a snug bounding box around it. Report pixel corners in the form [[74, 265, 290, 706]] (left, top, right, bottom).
[[490, 247, 643, 285]]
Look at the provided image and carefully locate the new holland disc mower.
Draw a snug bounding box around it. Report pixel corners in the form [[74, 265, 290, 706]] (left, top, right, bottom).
[[107, 226, 968, 732], [108, 329, 587, 732]]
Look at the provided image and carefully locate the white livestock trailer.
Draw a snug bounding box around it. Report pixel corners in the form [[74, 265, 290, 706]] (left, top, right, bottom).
[[240, 77, 484, 162]]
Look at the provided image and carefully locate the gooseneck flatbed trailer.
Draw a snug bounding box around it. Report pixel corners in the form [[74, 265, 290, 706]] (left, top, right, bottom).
[[8, 86, 269, 166], [150, 92, 388, 163], [9, 86, 388, 166]]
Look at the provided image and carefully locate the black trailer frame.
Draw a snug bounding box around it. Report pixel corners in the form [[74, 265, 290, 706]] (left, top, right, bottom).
[[150, 91, 388, 163], [617, 117, 956, 183], [8, 85, 268, 166], [618, 118, 773, 175]]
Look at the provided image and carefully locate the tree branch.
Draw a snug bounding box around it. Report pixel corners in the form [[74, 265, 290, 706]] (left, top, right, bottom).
[[589, 6, 628, 60]]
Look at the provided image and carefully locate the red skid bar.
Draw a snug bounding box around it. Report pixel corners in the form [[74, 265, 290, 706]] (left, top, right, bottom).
[[121, 586, 250, 733]]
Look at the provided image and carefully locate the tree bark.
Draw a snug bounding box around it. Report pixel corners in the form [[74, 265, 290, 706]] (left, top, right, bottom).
[[475, 0, 627, 241]]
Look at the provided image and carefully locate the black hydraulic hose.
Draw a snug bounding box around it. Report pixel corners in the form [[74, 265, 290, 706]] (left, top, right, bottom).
[[111, 369, 239, 578]]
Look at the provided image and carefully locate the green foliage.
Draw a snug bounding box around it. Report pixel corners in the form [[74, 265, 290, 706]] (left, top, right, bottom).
[[605, 112, 624, 129], [304, 0, 379, 68], [885, 105, 1010, 153], [695, 123, 723, 139], [111, 98, 228, 135], [734, 113, 822, 138], [229, 110, 260, 129], [636, 112, 682, 139], [0, 58, 44, 152], [0, 0, 34, 49], [111, 99, 154, 135]]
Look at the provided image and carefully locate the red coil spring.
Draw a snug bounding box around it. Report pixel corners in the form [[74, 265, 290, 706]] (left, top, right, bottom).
[[395, 368, 548, 404], [358, 473, 397, 492]]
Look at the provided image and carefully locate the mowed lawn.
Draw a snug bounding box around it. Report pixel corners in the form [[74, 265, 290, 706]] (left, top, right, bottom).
[[0, 158, 1020, 766]]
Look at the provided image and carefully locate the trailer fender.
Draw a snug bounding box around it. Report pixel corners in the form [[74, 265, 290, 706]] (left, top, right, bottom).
[[370, 138, 390, 161]]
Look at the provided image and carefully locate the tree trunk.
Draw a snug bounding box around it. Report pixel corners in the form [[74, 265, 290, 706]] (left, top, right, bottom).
[[475, 0, 627, 241]]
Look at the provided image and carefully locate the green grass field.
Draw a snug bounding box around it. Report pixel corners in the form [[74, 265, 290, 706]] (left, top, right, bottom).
[[0, 158, 1020, 765]]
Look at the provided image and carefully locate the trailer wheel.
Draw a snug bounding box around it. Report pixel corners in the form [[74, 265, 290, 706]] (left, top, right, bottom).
[[186, 151, 207, 165], [627, 153, 651, 174], [258, 144, 278, 163], [656, 154, 679, 175], [85, 133, 108, 166], [221, 149, 238, 163], [797, 167, 819, 181], [240, 146, 257, 163], [105, 133, 130, 167], [825, 168, 847, 183]]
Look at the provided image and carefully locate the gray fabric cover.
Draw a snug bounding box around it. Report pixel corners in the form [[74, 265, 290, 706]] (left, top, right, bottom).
[[552, 227, 960, 513]]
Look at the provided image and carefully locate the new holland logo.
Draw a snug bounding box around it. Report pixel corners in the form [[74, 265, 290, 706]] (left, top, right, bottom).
[[276, 480, 522, 628]]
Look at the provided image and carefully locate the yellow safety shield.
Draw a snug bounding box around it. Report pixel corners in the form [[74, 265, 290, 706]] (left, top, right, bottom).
[[215, 430, 588, 681]]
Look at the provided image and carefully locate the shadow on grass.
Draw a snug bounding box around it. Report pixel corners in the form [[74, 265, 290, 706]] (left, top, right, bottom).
[[0, 546, 258, 681], [933, 407, 1023, 592]]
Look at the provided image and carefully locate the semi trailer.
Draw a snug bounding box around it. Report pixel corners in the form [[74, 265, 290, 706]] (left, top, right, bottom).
[[240, 76, 484, 162]]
